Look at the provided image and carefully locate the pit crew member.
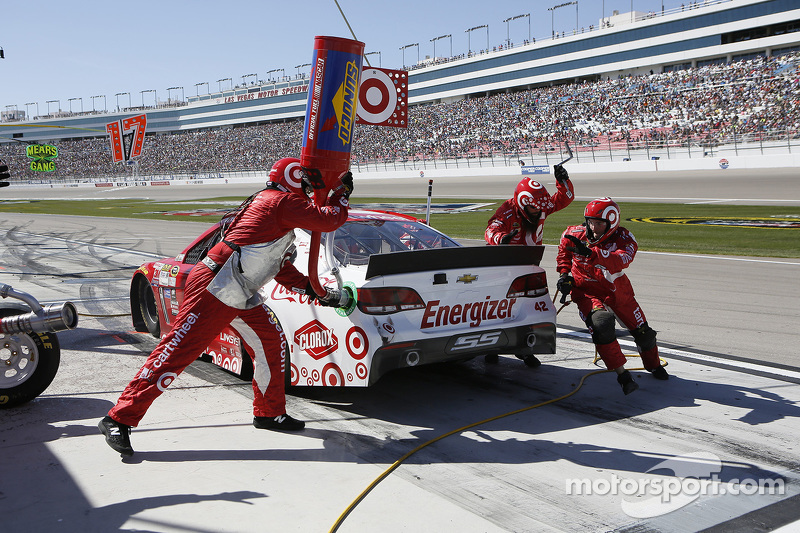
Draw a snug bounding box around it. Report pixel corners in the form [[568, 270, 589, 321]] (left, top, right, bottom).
[[555, 197, 669, 395], [484, 164, 573, 367], [99, 158, 353, 456], [485, 164, 574, 246]]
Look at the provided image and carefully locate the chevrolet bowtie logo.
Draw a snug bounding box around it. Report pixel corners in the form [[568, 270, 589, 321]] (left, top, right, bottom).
[[457, 274, 478, 284]]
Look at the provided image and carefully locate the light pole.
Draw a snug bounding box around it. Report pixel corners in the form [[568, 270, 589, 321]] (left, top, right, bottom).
[[399, 43, 419, 68], [217, 78, 232, 92], [167, 86, 184, 104], [430, 34, 452, 59], [466, 25, 488, 54], [364, 52, 381, 68], [68, 97, 83, 113], [295, 63, 311, 78], [241, 73, 257, 86], [46, 100, 59, 115], [140, 89, 157, 108], [266, 68, 284, 82], [91, 95, 106, 112], [549, 2, 577, 38], [194, 82, 209, 96], [25, 102, 39, 119], [504, 13, 531, 45], [115, 92, 130, 110]]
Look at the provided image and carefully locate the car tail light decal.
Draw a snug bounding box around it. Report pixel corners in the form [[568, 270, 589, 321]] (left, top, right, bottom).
[[357, 287, 425, 315], [506, 272, 549, 298]]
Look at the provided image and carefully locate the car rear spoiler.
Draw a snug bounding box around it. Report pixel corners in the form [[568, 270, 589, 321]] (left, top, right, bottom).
[[365, 245, 545, 280]]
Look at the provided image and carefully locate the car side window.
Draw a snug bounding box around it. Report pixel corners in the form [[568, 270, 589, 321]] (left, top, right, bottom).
[[183, 229, 222, 265]]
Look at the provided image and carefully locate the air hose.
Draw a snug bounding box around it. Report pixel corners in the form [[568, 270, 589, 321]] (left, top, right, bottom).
[[329, 289, 667, 532]]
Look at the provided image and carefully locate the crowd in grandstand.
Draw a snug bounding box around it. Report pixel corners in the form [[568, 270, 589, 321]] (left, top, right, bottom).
[[1, 51, 798, 180]]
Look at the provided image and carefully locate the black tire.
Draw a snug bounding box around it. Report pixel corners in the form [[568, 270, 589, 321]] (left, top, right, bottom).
[[137, 277, 160, 337], [239, 345, 254, 381], [0, 310, 61, 408]]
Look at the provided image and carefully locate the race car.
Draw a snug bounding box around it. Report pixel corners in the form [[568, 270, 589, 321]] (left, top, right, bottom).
[[130, 209, 556, 386]]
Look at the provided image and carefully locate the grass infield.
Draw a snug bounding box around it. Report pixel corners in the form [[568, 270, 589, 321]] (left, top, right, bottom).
[[1, 196, 798, 258]]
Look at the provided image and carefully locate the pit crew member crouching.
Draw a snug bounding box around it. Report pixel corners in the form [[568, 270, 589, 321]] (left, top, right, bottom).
[[556, 197, 669, 395]]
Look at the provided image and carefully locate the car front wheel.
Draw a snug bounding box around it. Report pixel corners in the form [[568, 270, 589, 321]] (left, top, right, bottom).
[[137, 277, 161, 338]]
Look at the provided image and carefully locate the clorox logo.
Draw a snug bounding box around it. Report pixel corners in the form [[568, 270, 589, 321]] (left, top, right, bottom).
[[332, 60, 359, 146], [294, 320, 338, 360]]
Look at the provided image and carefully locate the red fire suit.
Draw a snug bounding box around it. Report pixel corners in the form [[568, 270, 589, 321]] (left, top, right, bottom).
[[109, 188, 349, 427], [556, 224, 660, 371], [485, 179, 574, 246]]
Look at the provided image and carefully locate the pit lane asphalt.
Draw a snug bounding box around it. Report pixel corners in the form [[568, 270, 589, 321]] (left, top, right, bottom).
[[1, 174, 799, 532]]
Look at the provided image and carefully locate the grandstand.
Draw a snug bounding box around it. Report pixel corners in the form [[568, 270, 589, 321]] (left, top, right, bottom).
[[1, 0, 799, 180]]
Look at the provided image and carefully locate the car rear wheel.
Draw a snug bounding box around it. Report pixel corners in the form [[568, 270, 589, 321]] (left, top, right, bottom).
[[137, 278, 160, 338], [0, 309, 61, 408]]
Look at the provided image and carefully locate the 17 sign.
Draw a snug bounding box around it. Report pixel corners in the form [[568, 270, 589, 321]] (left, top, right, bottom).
[[106, 114, 147, 163]]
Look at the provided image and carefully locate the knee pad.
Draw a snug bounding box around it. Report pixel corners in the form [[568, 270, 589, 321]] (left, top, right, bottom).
[[632, 323, 657, 351], [587, 310, 617, 345]]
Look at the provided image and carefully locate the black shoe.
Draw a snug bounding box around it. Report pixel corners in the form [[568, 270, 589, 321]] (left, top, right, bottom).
[[522, 354, 541, 368], [98, 416, 134, 456], [617, 370, 639, 395], [650, 366, 670, 380], [253, 414, 305, 431], [484, 354, 499, 364]]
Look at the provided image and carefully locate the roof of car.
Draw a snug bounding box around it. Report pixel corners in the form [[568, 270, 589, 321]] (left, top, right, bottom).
[[347, 209, 422, 223]]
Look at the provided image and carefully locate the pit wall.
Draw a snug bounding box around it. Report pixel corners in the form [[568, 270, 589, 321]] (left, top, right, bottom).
[[12, 152, 800, 190]]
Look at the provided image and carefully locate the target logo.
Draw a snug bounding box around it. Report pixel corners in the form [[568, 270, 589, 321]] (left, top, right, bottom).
[[321, 363, 345, 386], [356, 68, 408, 128], [346, 326, 369, 360], [157, 372, 178, 392]]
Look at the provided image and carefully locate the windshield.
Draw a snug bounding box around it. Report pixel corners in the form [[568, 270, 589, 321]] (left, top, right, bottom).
[[330, 218, 459, 266]]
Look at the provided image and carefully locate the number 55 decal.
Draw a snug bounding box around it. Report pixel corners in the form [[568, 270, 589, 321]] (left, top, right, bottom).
[[447, 330, 505, 353]]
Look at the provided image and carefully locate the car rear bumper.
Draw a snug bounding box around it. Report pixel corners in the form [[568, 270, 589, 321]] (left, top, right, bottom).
[[368, 322, 556, 385]]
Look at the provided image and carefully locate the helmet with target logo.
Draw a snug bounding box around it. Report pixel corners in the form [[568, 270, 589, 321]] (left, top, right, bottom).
[[267, 157, 312, 197], [584, 197, 620, 244], [514, 179, 551, 222]]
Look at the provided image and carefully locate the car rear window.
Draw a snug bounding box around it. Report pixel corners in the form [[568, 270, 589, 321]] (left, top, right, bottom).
[[331, 219, 459, 266]]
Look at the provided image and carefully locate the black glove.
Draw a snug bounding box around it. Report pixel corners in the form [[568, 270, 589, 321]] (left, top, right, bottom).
[[554, 164, 569, 185], [0, 159, 10, 188], [564, 234, 592, 257], [557, 273, 575, 296], [339, 171, 354, 199], [500, 228, 519, 244]]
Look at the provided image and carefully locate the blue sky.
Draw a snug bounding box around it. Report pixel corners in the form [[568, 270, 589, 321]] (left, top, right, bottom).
[[1, 0, 688, 115]]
